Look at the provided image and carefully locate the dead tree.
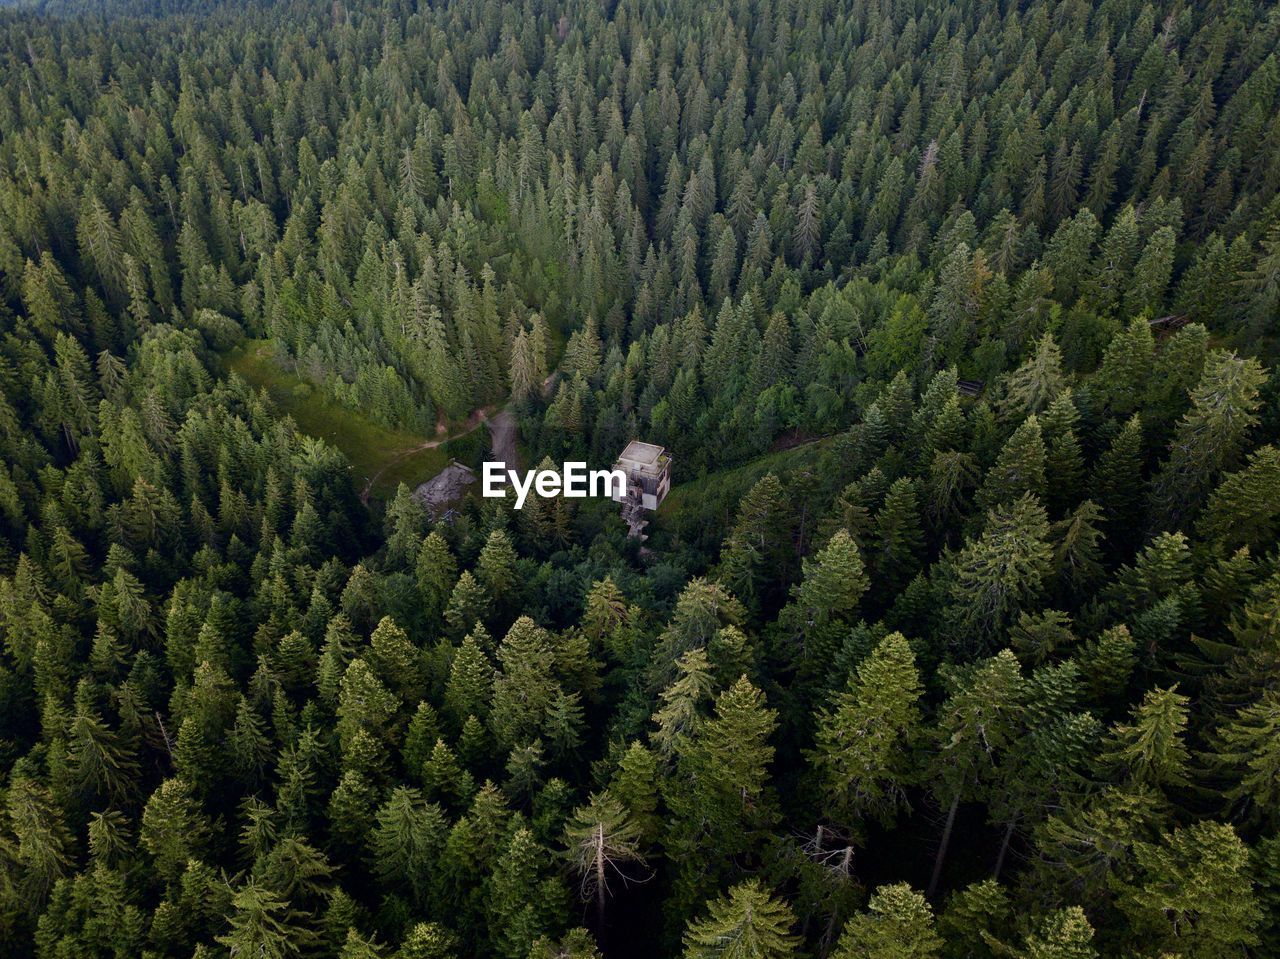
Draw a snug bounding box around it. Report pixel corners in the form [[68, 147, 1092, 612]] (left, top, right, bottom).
[[564, 792, 649, 930]]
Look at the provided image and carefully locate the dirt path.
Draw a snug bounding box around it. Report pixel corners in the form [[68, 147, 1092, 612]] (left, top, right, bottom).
[[360, 404, 519, 504], [486, 408, 519, 475], [359, 406, 494, 503]]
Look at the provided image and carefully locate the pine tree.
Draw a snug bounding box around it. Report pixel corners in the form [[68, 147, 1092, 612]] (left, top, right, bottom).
[[1090, 414, 1145, 557], [140, 778, 211, 882], [1040, 392, 1085, 515], [1124, 226, 1176, 318], [1051, 501, 1106, 595], [1236, 220, 1280, 337], [926, 650, 1025, 896], [1150, 350, 1267, 529], [1001, 334, 1066, 418], [509, 328, 540, 404], [416, 532, 458, 624], [229, 696, 273, 787], [443, 632, 494, 727], [949, 495, 1054, 648], [977, 417, 1047, 511], [1099, 686, 1192, 792], [66, 683, 139, 805], [648, 579, 746, 690], [1077, 625, 1137, 702], [718, 474, 791, 609], [444, 571, 490, 639], [581, 577, 631, 660], [1197, 445, 1280, 555], [937, 879, 1012, 959], [487, 827, 562, 959], [491, 617, 561, 751], [476, 529, 521, 620], [609, 742, 661, 844], [1207, 689, 1280, 826], [217, 879, 317, 959], [1017, 907, 1097, 959], [368, 616, 425, 704], [1087, 205, 1140, 314], [6, 772, 74, 903], [873, 480, 926, 594], [1095, 318, 1155, 417], [776, 528, 868, 674], [369, 787, 446, 908], [396, 922, 458, 959], [421, 738, 475, 807], [318, 615, 359, 705], [1116, 821, 1261, 958], [681, 880, 798, 959], [666, 677, 779, 920], [810, 633, 923, 830], [328, 770, 379, 854], [336, 659, 401, 761], [832, 883, 942, 959], [338, 929, 385, 959]]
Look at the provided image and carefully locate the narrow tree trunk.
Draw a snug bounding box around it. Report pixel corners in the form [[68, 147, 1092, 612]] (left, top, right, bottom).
[[155, 712, 176, 766], [993, 817, 1016, 880], [819, 847, 854, 956], [821, 909, 840, 956], [927, 793, 960, 899], [595, 823, 607, 931]]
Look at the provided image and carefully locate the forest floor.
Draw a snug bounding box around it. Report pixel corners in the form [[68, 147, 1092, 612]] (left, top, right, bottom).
[[224, 340, 485, 501]]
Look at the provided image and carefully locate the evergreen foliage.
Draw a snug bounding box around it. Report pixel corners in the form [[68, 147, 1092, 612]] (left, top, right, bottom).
[[1, 0, 1280, 955]]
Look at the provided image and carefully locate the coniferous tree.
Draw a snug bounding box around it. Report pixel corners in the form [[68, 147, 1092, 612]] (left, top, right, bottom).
[[564, 789, 647, 928], [810, 633, 923, 832], [1, 0, 1280, 954], [949, 495, 1054, 649], [666, 676, 778, 922], [832, 884, 942, 959], [681, 880, 798, 959]]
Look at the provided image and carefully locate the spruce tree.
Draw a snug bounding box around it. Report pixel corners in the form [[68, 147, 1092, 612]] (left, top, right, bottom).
[[1150, 350, 1267, 529], [681, 880, 798, 959], [949, 495, 1054, 649], [1116, 821, 1261, 958], [810, 632, 923, 831], [832, 883, 942, 959]]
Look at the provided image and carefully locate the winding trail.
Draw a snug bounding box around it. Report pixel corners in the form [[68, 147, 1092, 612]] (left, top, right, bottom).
[[359, 363, 547, 504], [486, 408, 519, 476], [359, 404, 520, 504], [359, 405, 492, 503]]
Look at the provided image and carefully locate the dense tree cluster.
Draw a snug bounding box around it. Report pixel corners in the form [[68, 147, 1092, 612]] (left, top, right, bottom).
[[2, 0, 1280, 956]]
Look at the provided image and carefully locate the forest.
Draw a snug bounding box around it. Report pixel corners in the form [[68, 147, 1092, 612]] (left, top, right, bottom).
[[1, 0, 1280, 955]]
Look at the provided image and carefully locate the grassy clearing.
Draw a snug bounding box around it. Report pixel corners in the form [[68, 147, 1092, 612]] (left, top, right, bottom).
[[224, 340, 476, 500], [653, 438, 835, 551]]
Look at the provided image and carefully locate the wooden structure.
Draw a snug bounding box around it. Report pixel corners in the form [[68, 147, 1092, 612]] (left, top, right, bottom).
[[611, 441, 672, 511]]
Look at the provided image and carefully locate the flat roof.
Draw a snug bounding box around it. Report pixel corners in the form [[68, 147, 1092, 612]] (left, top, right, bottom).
[[618, 440, 666, 465]]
